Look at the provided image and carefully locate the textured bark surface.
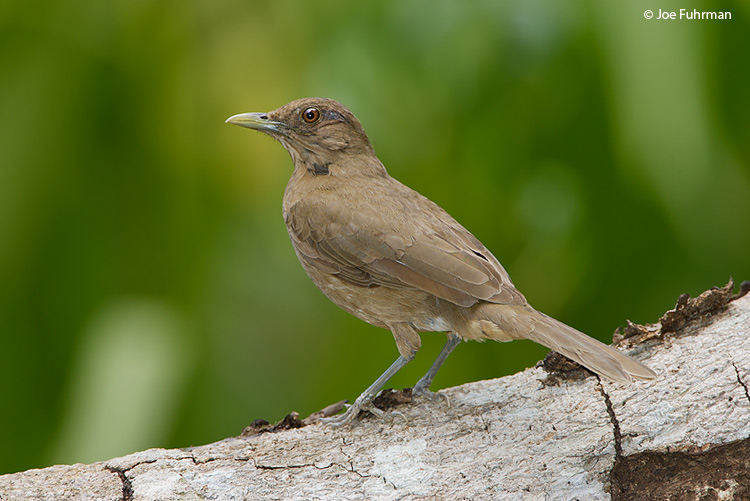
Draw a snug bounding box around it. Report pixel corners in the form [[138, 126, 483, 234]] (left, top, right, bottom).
[[2, 288, 749, 501]]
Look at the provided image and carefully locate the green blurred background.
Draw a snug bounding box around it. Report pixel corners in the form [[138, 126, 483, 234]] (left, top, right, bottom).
[[1, 0, 748, 474]]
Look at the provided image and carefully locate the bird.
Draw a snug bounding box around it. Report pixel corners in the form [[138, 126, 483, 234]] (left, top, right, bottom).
[[226, 97, 656, 426]]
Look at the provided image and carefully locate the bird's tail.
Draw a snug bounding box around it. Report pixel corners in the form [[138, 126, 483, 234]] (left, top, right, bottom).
[[477, 304, 656, 383]]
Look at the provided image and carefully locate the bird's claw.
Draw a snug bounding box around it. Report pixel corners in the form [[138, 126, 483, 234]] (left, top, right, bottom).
[[359, 402, 407, 424], [319, 402, 361, 428], [319, 393, 407, 428], [412, 384, 451, 408]]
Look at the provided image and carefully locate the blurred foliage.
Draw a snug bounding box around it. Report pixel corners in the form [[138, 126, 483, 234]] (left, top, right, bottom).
[[1, 0, 748, 474]]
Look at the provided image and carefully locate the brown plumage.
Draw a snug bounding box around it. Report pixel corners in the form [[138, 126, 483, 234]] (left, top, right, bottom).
[[227, 98, 656, 426]]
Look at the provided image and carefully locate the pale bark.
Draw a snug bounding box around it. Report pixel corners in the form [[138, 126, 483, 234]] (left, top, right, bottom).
[[2, 292, 749, 501]]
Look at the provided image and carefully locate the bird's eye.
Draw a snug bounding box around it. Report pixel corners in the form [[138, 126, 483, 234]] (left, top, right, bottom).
[[302, 107, 321, 123]]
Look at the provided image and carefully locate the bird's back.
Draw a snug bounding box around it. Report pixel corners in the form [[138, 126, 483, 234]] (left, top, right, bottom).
[[283, 168, 526, 315]]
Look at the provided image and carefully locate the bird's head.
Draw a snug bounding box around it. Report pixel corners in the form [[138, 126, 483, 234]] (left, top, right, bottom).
[[226, 98, 384, 178]]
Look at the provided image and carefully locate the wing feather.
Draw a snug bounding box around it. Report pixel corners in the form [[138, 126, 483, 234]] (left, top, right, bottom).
[[284, 181, 526, 307]]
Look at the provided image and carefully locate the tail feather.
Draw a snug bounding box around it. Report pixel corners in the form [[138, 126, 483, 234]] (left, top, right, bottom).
[[482, 305, 656, 383]]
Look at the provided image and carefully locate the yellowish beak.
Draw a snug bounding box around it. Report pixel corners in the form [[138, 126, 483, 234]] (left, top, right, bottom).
[[225, 112, 285, 132]]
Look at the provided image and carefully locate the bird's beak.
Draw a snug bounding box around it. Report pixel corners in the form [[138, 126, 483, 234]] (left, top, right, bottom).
[[225, 112, 285, 133]]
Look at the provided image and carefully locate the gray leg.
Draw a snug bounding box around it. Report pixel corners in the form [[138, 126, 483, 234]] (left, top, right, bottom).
[[413, 332, 461, 400], [321, 355, 411, 428]]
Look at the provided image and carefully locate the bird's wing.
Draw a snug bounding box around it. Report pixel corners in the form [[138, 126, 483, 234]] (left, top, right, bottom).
[[285, 188, 526, 308]]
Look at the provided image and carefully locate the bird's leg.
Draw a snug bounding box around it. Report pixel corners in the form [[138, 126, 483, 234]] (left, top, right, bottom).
[[320, 355, 412, 428], [412, 332, 461, 403]]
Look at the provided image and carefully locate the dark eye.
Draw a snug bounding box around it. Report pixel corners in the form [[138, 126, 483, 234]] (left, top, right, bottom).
[[302, 107, 321, 123]]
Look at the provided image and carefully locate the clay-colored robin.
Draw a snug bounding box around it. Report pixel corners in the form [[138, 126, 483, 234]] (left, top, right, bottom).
[[226, 98, 656, 426]]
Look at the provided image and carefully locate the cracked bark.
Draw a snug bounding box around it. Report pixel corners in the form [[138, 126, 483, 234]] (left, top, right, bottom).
[[596, 381, 624, 459], [1, 289, 749, 500], [733, 362, 750, 404], [103, 466, 134, 501]]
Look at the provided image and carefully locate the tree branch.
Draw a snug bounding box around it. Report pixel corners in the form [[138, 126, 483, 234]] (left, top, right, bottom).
[[2, 284, 749, 500]]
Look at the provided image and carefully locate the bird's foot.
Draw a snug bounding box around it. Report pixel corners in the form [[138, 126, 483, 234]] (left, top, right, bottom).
[[319, 393, 407, 428], [318, 403, 361, 428], [411, 382, 451, 407]]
